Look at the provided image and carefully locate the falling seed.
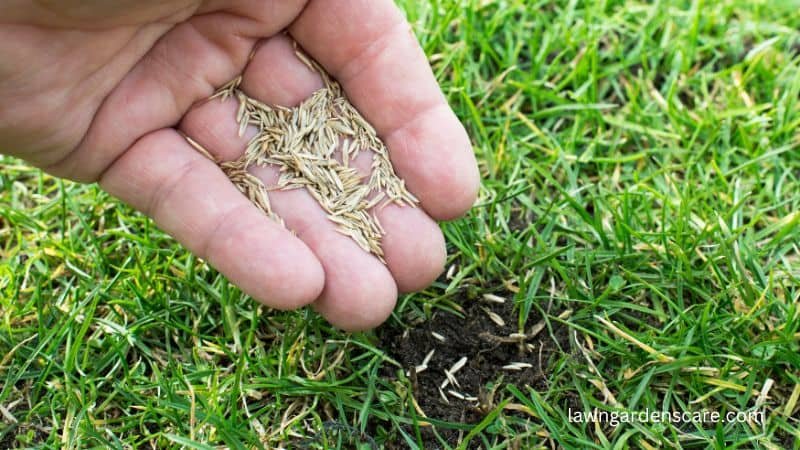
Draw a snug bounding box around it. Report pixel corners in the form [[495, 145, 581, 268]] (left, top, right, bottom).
[[446, 264, 457, 280], [482, 293, 506, 304]]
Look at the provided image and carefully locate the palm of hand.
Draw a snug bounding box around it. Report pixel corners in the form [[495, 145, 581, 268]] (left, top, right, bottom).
[[0, 0, 479, 330]]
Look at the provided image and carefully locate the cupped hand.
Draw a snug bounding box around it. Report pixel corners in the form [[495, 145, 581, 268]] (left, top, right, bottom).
[[0, 0, 479, 331]]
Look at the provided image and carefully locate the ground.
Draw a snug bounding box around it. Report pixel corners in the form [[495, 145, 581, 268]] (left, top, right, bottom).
[[2, 0, 800, 448]]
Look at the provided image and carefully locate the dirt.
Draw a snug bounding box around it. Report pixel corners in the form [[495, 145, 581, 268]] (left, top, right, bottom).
[[377, 292, 571, 447]]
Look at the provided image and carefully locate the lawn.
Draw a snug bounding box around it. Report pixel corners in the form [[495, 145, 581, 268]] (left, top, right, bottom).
[[2, 0, 800, 448]]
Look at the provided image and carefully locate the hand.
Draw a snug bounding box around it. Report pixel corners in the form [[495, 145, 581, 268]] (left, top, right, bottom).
[[0, 0, 479, 330]]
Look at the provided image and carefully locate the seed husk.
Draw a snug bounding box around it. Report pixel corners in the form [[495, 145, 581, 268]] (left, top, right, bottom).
[[431, 332, 446, 342], [481, 293, 506, 304], [482, 307, 506, 327], [502, 362, 533, 371], [448, 356, 468, 375]]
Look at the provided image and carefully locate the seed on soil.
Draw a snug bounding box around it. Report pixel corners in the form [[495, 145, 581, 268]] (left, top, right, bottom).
[[481, 293, 506, 304], [431, 331, 446, 342], [199, 41, 418, 262], [482, 306, 506, 326], [447, 390, 465, 400], [448, 356, 468, 375], [438, 387, 450, 404], [442, 370, 459, 389], [421, 349, 435, 367], [378, 299, 572, 441], [406, 349, 436, 377], [502, 362, 533, 371], [406, 364, 427, 377], [446, 390, 478, 402], [528, 320, 546, 338], [440, 356, 468, 389]]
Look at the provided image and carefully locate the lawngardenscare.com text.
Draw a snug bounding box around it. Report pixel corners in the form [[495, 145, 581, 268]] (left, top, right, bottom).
[[568, 408, 765, 427]]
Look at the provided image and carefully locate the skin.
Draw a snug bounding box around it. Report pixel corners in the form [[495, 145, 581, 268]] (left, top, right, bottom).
[[0, 0, 480, 331]]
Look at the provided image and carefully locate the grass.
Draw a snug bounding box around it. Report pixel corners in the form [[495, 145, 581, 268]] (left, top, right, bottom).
[[2, 0, 800, 448]]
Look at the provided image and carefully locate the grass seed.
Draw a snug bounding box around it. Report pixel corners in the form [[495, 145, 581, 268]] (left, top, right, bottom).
[[201, 42, 418, 262]]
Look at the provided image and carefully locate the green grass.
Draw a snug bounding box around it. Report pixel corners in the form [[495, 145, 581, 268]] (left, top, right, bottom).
[[3, 0, 800, 448]]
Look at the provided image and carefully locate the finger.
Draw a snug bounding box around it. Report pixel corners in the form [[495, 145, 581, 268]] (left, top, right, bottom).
[[182, 93, 445, 294], [180, 35, 446, 327], [99, 128, 325, 310], [239, 35, 445, 293], [49, 1, 307, 181], [339, 150, 447, 293], [250, 164, 399, 331], [289, 0, 480, 220], [182, 95, 398, 330]]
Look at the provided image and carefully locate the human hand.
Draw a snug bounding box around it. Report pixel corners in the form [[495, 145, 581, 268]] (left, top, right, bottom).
[[0, 0, 479, 330]]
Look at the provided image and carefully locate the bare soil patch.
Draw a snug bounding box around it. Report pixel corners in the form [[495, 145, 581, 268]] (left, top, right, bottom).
[[377, 292, 571, 447]]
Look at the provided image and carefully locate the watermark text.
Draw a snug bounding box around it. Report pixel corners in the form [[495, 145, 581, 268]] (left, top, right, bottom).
[[568, 408, 764, 427]]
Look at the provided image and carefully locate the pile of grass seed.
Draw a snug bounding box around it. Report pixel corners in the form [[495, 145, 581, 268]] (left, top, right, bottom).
[[188, 46, 417, 262]]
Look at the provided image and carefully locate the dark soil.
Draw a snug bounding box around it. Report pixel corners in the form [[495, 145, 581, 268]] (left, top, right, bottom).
[[377, 293, 571, 447]]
